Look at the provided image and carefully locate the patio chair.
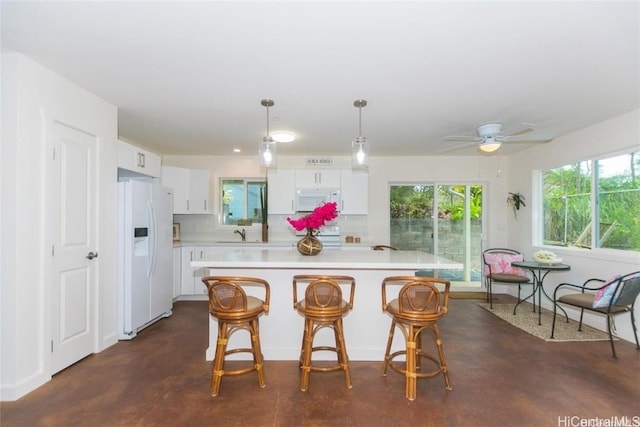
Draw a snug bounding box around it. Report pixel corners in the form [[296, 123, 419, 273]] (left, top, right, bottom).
[[551, 271, 640, 358]]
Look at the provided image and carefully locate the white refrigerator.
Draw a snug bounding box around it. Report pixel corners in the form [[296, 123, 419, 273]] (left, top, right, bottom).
[[118, 179, 174, 340]]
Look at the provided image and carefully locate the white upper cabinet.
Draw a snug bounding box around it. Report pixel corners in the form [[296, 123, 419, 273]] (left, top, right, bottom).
[[267, 169, 296, 214], [162, 166, 188, 212], [295, 169, 341, 188], [161, 166, 211, 214], [118, 140, 161, 178], [187, 169, 211, 214], [339, 170, 368, 214]]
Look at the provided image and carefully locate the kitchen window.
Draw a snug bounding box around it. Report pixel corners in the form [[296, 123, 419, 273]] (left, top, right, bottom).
[[221, 179, 266, 226], [539, 150, 640, 252]]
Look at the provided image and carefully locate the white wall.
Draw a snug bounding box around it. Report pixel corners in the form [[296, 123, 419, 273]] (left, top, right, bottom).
[[507, 109, 640, 342], [0, 53, 119, 400]]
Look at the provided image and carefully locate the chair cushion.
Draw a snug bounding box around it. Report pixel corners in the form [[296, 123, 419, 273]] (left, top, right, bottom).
[[592, 275, 621, 308], [488, 273, 530, 284], [483, 253, 526, 276], [559, 292, 628, 314], [559, 292, 596, 308]]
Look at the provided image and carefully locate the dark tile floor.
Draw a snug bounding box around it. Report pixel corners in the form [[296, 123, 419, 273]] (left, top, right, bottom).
[[2, 298, 639, 427]]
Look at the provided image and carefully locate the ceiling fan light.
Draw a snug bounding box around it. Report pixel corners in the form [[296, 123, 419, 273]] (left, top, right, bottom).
[[479, 141, 501, 153]]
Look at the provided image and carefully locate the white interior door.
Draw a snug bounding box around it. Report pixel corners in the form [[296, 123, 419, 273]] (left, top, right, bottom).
[[51, 121, 98, 374]]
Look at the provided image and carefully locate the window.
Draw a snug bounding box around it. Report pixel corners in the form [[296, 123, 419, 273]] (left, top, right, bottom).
[[390, 183, 484, 283], [541, 151, 640, 251], [221, 179, 266, 226]]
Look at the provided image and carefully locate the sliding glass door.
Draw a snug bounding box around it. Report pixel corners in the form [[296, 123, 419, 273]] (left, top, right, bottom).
[[390, 183, 483, 283]]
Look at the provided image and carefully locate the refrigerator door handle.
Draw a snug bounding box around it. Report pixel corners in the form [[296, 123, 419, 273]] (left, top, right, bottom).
[[147, 200, 157, 278]]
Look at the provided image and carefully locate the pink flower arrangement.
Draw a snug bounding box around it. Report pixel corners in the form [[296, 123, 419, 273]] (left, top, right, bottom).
[[287, 202, 338, 235]]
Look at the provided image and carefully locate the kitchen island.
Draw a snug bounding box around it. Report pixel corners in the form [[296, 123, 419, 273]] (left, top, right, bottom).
[[192, 247, 462, 361]]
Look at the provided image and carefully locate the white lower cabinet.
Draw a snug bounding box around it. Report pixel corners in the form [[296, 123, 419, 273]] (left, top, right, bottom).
[[180, 246, 226, 296], [181, 246, 208, 295]]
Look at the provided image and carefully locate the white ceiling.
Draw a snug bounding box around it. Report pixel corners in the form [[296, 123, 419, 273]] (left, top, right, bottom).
[[2, 1, 638, 157]]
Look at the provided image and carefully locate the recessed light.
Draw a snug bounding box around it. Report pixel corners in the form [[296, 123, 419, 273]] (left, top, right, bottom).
[[272, 132, 295, 143], [233, 148, 241, 153]]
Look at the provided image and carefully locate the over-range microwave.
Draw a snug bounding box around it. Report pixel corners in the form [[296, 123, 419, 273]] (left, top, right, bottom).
[[295, 187, 340, 212]]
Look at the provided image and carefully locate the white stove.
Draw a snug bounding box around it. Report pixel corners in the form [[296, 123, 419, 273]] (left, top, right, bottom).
[[296, 225, 341, 247]]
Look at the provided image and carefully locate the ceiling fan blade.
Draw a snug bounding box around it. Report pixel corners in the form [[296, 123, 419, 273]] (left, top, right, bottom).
[[504, 122, 536, 137], [443, 135, 483, 142], [501, 134, 553, 143], [438, 142, 479, 153]]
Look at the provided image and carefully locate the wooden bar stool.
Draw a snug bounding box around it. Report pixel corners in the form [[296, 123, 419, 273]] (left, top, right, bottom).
[[202, 276, 270, 397], [381, 276, 452, 400], [292, 275, 356, 391]]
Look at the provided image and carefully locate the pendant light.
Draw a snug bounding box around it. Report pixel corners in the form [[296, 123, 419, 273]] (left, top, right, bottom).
[[352, 99, 369, 169], [259, 99, 277, 167]]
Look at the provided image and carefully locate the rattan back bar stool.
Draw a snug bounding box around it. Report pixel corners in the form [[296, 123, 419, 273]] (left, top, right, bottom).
[[292, 275, 356, 391], [381, 276, 452, 400], [202, 276, 270, 397]]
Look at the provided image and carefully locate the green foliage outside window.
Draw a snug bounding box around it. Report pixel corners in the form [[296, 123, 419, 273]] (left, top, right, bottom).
[[390, 185, 482, 220], [542, 151, 640, 251]]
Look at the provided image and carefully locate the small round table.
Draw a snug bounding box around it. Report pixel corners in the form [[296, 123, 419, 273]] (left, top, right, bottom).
[[511, 260, 571, 325]]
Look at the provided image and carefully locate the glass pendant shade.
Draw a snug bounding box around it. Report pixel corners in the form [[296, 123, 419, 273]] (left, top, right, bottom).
[[352, 136, 369, 169], [259, 136, 277, 167]]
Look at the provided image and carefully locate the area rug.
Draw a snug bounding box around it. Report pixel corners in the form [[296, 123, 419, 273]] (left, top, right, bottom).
[[477, 302, 615, 342]]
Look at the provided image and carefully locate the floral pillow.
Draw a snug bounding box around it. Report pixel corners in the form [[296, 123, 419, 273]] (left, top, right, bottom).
[[483, 253, 526, 277], [592, 275, 621, 308]]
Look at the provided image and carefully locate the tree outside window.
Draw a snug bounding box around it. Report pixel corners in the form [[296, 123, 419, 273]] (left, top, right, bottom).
[[541, 151, 640, 251], [390, 183, 483, 282]]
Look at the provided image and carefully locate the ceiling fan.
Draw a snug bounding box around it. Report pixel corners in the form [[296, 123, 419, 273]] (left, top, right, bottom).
[[441, 123, 553, 154]]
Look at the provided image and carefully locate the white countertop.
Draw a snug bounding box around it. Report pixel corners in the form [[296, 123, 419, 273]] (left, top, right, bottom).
[[175, 240, 374, 249], [191, 247, 462, 270]]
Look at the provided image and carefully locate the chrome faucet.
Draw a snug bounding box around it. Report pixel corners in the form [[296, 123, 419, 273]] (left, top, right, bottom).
[[234, 228, 246, 242]]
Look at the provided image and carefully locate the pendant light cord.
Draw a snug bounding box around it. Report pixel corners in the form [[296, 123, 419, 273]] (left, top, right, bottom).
[[266, 104, 270, 137], [353, 99, 367, 142]]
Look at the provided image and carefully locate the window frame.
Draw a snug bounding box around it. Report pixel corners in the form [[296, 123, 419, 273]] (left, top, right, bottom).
[[534, 148, 640, 255], [219, 177, 266, 227], [389, 181, 485, 284]]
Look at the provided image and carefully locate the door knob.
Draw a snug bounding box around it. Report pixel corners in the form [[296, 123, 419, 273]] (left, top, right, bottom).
[[86, 251, 98, 260]]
